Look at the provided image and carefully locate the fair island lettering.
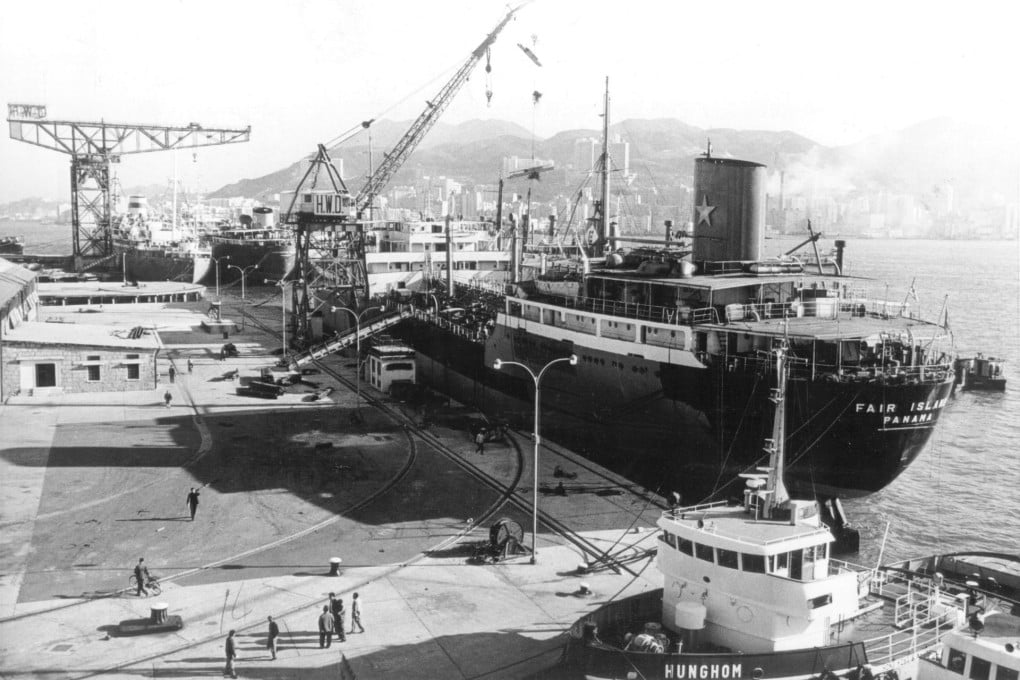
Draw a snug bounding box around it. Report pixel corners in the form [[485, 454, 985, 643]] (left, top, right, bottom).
[[855, 398, 948, 426]]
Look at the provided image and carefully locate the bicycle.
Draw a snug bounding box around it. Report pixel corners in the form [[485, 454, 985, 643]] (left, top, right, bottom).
[[128, 573, 162, 596]]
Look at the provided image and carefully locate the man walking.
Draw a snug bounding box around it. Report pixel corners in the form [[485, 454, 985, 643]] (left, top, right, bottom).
[[266, 616, 279, 660], [350, 592, 365, 634], [475, 429, 486, 455], [133, 558, 148, 596], [186, 487, 200, 521], [187, 358, 194, 374], [163, 390, 173, 408], [168, 365, 176, 383], [328, 592, 346, 642], [317, 605, 334, 648], [224, 629, 238, 678]]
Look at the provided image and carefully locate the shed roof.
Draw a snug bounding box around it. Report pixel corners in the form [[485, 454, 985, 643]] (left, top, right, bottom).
[[3, 320, 160, 350]]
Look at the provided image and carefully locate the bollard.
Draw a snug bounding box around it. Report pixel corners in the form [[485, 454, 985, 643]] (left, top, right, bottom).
[[329, 557, 342, 576], [150, 603, 169, 624], [577, 582, 591, 596]]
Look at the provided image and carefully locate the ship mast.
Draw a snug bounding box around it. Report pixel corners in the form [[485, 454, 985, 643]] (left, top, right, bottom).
[[599, 76, 611, 254], [765, 342, 791, 512]]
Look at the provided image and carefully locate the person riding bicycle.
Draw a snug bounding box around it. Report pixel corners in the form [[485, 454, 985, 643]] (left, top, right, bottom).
[[134, 557, 152, 596]]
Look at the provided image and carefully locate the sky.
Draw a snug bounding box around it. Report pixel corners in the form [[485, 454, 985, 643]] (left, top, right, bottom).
[[1, 0, 1016, 203]]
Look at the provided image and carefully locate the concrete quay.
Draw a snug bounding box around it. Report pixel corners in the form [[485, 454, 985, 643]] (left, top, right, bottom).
[[0, 295, 666, 679]]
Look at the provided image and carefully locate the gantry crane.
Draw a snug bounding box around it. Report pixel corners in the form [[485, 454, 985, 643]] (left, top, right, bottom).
[[6, 103, 250, 268], [284, 4, 522, 342]]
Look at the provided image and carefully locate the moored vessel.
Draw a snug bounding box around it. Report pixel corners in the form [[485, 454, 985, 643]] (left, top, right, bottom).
[[0, 234, 25, 255], [207, 207, 296, 282], [111, 195, 212, 284], [391, 152, 956, 532]]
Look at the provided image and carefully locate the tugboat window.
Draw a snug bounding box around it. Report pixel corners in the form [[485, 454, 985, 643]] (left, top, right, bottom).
[[946, 649, 966, 674], [997, 666, 1018, 680], [717, 548, 738, 569], [678, 538, 693, 556], [695, 543, 714, 562], [661, 532, 676, 549], [967, 656, 990, 680], [742, 554, 766, 573]]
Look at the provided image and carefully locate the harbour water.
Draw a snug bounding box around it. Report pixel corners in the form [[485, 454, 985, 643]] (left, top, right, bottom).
[[3, 220, 1018, 562]]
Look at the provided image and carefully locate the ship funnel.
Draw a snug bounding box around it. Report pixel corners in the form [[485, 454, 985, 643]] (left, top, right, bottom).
[[127, 195, 149, 217], [253, 206, 275, 228], [692, 157, 766, 265]]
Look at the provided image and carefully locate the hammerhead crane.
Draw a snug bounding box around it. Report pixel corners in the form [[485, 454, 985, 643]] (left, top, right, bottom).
[[286, 4, 523, 342], [6, 103, 250, 268]]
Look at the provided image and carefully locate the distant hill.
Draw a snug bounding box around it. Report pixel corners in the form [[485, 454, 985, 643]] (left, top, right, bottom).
[[209, 116, 1017, 211]]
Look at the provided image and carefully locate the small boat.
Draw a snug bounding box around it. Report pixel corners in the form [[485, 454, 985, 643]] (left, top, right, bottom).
[[954, 355, 1006, 392], [559, 344, 976, 680], [907, 554, 1020, 680], [0, 234, 25, 255]]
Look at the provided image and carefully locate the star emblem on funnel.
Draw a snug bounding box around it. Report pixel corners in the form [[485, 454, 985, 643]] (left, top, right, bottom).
[[696, 195, 716, 227]]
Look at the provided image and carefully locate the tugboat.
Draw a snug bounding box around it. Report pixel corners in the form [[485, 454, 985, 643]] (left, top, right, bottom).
[[898, 553, 1020, 680], [559, 344, 971, 680], [954, 354, 1007, 392]]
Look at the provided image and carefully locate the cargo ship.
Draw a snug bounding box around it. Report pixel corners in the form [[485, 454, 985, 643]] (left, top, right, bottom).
[[207, 207, 297, 283], [389, 152, 956, 536], [110, 195, 212, 284]]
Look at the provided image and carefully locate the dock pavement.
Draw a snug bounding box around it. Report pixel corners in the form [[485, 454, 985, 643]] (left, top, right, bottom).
[[0, 296, 666, 679]]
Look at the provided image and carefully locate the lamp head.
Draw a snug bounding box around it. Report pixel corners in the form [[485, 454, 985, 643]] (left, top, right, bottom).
[[569, 354, 578, 366], [493, 359, 503, 370]]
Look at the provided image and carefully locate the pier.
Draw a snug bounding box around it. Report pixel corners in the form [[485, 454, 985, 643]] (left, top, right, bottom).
[[37, 280, 206, 306], [0, 291, 666, 679]]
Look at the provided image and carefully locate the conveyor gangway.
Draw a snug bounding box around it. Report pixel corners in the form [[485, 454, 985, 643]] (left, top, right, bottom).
[[289, 308, 412, 368]]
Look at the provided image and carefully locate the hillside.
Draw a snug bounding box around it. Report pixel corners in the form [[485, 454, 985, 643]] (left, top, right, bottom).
[[209, 117, 1017, 211]]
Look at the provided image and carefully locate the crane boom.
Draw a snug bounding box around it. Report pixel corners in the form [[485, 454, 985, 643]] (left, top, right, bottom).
[[353, 4, 521, 217], [7, 104, 251, 262]]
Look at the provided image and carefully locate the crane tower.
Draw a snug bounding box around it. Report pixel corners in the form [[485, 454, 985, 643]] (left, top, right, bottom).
[[6, 103, 250, 269], [283, 4, 522, 342]]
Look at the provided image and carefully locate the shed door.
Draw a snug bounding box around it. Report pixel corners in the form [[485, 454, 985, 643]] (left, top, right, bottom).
[[35, 363, 57, 388]]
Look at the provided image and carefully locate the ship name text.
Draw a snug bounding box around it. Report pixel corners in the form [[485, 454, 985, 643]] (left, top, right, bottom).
[[664, 663, 743, 679], [855, 398, 947, 426]]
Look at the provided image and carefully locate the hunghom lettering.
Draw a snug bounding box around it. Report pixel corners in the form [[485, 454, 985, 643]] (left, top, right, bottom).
[[664, 663, 743, 679]]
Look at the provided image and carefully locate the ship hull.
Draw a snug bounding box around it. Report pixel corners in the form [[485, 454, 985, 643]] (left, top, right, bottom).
[[116, 248, 212, 284], [208, 240, 295, 282], [392, 317, 954, 502], [560, 590, 869, 680]]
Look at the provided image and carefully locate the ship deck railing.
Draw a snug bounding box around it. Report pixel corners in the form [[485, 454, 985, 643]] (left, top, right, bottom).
[[720, 352, 955, 385], [858, 569, 962, 668], [411, 308, 490, 342], [528, 293, 920, 329]]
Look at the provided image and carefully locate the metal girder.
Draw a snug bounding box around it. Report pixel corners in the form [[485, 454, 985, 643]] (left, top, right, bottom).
[[6, 106, 251, 263], [70, 156, 112, 259], [7, 118, 251, 158]]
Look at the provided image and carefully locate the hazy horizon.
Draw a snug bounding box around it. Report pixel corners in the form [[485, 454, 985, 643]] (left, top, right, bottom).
[[2, 0, 1016, 203]]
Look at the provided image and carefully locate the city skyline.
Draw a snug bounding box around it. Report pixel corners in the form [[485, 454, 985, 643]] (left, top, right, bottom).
[[1, 0, 1017, 203]]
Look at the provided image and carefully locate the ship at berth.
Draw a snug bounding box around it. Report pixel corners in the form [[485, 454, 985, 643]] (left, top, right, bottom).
[[392, 153, 956, 535]]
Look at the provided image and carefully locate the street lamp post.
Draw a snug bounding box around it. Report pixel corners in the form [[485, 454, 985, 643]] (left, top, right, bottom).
[[227, 264, 258, 330], [211, 255, 231, 299], [493, 353, 577, 563], [265, 278, 297, 364], [331, 305, 382, 422]]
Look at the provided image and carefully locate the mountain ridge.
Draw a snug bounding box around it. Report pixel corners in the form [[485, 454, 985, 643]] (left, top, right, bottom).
[[209, 116, 1016, 209]]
